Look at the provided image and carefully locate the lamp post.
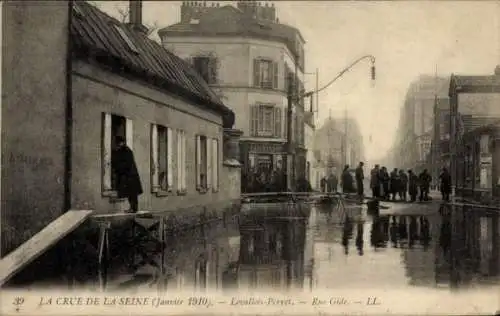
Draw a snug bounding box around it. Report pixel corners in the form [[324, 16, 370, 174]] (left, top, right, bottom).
[[285, 55, 376, 191]]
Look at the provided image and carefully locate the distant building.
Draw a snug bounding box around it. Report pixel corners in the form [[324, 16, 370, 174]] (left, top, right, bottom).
[[1, 1, 240, 256], [314, 116, 365, 175], [392, 75, 450, 173], [449, 69, 500, 196], [158, 1, 310, 192]]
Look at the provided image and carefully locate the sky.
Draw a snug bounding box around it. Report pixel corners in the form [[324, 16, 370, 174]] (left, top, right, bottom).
[[95, 0, 500, 162]]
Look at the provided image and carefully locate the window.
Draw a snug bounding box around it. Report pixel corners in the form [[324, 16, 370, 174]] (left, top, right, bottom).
[[253, 59, 278, 89], [102, 113, 133, 195], [250, 104, 282, 137], [196, 135, 209, 191], [177, 130, 187, 194], [195, 135, 219, 193], [211, 138, 219, 192], [151, 124, 173, 193], [192, 56, 218, 84], [113, 25, 139, 54]]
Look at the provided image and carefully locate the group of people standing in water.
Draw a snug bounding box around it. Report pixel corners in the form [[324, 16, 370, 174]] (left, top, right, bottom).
[[320, 162, 453, 203]]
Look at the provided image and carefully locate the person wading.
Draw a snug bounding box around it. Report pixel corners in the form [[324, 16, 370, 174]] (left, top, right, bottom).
[[112, 136, 143, 213], [439, 167, 452, 202], [355, 162, 365, 198]]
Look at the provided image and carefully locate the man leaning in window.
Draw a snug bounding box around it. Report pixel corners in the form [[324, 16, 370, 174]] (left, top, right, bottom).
[[112, 136, 143, 213]]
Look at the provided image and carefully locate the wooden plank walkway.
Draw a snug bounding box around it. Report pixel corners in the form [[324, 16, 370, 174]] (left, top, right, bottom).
[[0, 209, 93, 286]]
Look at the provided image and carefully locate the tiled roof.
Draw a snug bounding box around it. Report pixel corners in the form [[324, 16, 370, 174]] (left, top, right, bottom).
[[158, 5, 305, 58], [71, 1, 234, 127]]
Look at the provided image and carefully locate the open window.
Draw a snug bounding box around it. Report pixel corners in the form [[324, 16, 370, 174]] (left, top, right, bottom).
[[196, 135, 209, 192], [102, 113, 133, 197], [151, 124, 173, 195]]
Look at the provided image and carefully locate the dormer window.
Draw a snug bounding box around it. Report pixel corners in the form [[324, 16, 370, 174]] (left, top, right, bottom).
[[113, 24, 139, 54]]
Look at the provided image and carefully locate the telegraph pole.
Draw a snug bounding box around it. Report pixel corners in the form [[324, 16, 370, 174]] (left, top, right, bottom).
[[343, 105, 348, 168], [285, 74, 294, 191]]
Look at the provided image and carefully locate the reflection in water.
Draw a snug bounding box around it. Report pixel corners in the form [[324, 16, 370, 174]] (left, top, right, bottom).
[[355, 221, 364, 256], [78, 203, 500, 292]]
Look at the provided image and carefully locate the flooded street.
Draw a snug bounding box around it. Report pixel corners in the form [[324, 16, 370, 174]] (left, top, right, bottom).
[[99, 200, 499, 294], [6, 199, 499, 296]]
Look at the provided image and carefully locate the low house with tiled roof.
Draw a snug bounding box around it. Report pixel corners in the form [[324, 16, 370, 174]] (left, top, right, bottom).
[[158, 1, 311, 193], [449, 68, 500, 201], [1, 0, 242, 260]]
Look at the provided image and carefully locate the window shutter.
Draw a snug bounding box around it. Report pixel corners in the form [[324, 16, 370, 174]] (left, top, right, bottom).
[[126, 118, 133, 149], [196, 135, 201, 188], [209, 57, 218, 84], [206, 138, 212, 189], [212, 139, 219, 191], [167, 127, 173, 190], [182, 133, 187, 190], [272, 61, 278, 89], [250, 105, 259, 137], [253, 59, 260, 87], [274, 107, 282, 137], [177, 131, 182, 191], [151, 124, 159, 192], [102, 113, 112, 192]]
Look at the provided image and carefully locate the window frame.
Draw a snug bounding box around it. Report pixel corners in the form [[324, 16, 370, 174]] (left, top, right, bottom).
[[196, 134, 209, 193], [176, 130, 188, 195], [101, 112, 134, 198], [253, 58, 278, 89], [211, 138, 219, 193], [150, 123, 174, 196], [191, 55, 218, 85]]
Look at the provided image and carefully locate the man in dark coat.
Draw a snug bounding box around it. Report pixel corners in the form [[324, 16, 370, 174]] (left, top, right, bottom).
[[398, 169, 408, 201], [355, 162, 365, 197], [408, 169, 418, 202], [320, 177, 327, 193], [389, 168, 400, 201], [380, 166, 390, 200], [370, 164, 381, 199], [418, 169, 432, 202], [341, 165, 355, 194], [112, 136, 143, 213], [439, 167, 452, 202]]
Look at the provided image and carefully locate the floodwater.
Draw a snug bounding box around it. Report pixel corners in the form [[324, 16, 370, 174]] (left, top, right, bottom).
[[6, 199, 500, 295]]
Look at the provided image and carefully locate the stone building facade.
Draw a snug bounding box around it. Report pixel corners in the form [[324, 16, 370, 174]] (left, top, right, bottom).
[[158, 1, 310, 192]]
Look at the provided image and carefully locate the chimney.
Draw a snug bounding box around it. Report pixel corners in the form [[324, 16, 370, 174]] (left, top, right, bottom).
[[128, 0, 149, 34]]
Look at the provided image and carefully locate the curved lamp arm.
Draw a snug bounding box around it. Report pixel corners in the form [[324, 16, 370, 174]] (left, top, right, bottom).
[[301, 54, 376, 99]]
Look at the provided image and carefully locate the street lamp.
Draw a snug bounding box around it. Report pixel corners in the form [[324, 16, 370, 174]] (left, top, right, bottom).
[[284, 55, 376, 191]]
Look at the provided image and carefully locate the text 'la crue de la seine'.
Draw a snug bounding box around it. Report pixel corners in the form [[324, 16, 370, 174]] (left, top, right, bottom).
[[37, 296, 381, 308]]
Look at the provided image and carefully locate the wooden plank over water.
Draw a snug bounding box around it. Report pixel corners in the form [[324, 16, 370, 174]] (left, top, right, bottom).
[[0, 209, 93, 286]]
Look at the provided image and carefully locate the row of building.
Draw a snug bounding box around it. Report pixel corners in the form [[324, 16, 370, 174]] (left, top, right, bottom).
[[389, 66, 500, 204], [1, 0, 351, 258]]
